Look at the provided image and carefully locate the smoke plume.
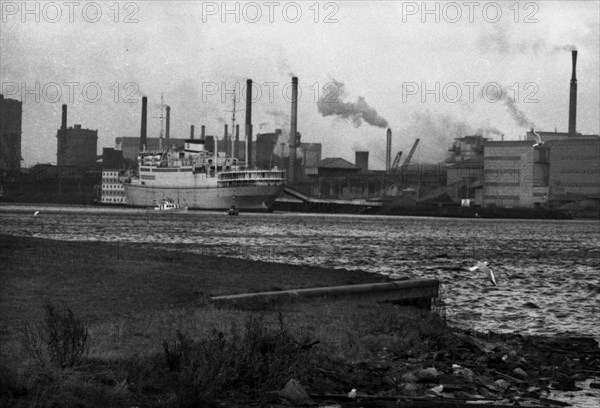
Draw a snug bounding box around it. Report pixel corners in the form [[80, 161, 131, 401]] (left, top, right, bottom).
[[317, 79, 389, 128], [480, 26, 578, 54], [402, 112, 474, 163], [487, 87, 535, 128]]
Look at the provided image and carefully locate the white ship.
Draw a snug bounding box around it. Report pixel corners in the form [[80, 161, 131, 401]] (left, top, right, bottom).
[[123, 138, 285, 211]]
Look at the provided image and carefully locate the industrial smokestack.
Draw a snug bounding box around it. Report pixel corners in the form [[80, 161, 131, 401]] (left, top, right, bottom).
[[165, 106, 170, 143], [201, 125, 205, 141], [385, 128, 392, 172], [61, 104, 67, 130], [288, 77, 299, 183], [190, 125, 195, 140], [568, 49, 578, 135], [236, 124, 239, 141], [245, 79, 253, 167], [224, 124, 229, 156], [140, 96, 147, 151]]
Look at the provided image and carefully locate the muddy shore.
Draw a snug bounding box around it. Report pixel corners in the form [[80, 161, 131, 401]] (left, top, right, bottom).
[[1, 234, 598, 407]]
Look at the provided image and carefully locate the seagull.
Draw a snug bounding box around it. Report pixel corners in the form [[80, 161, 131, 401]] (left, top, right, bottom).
[[33, 211, 40, 216], [347, 389, 357, 399], [532, 130, 545, 147], [469, 261, 497, 286]]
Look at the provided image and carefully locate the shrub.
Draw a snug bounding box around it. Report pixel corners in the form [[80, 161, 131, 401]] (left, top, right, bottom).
[[19, 302, 89, 369], [163, 313, 313, 405]]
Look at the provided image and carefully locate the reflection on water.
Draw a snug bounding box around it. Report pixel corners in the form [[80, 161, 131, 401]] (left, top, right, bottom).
[[1, 204, 599, 339]]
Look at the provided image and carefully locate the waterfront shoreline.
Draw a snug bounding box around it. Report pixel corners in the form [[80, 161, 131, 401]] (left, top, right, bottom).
[[1, 234, 599, 407]]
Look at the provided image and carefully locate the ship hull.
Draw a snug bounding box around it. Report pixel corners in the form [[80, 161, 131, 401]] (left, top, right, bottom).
[[124, 184, 284, 211]]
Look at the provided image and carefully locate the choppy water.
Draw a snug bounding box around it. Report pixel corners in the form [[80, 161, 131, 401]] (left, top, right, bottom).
[[1, 204, 599, 340]]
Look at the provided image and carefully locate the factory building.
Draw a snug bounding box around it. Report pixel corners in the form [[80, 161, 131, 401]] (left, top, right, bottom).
[[100, 169, 127, 204], [547, 138, 600, 208], [0, 94, 22, 171], [482, 141, 549, 208], [56, 105, 98, 167]]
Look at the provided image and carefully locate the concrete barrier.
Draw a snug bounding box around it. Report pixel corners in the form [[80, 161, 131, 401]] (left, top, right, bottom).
[[211, 278, 439, 307]]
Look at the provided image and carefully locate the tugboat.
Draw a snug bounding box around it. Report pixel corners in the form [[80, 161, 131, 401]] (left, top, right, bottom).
[[228, 204, 239, 216], [148, 198, 188, 212]]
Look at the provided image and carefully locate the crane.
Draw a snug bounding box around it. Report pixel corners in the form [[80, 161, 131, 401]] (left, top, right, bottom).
[[391, 151, 403, 172], [402, 138, 420, 167]]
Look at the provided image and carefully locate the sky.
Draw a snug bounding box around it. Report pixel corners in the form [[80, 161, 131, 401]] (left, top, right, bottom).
[[2, 0, 599, 168]]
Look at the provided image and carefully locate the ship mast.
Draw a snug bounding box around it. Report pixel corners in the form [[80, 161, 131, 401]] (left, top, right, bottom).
[[225, 94, 239, 160], [154, 93, 165, 151]]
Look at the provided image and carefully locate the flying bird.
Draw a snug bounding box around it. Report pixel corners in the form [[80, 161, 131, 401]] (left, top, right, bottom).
[[469, 261, 497, 286], [33, 211, 40, 216], [532, 130, 545, 147]]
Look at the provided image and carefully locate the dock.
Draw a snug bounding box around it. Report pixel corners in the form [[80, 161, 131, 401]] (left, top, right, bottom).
[[211, 278, 439, 308]]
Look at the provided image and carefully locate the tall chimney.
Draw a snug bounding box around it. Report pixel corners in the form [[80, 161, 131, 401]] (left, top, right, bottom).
[[288, 77, 299, 183], [568, 49, 577, 136], [140, 96, 147, 151], [385, 128, 392, 172], [165, 106, 170, 143], [224, 124, 229, 156], [235, 124, 240, 141], [190, 125, 195, 140], [61, 104, 67, 130], [201, 125, 205, 141], [245, 79, 253, 167]]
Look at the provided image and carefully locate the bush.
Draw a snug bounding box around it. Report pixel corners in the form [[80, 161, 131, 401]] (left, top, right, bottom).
[[19, 302, 89, 369], [163, 313, 313, 405]]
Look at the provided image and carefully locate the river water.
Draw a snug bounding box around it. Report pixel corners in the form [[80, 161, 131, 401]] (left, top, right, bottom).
[[1, 204, 599, 341]]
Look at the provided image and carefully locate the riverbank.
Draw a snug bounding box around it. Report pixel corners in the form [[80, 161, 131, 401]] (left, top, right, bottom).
[[1, 235, 598, 407]]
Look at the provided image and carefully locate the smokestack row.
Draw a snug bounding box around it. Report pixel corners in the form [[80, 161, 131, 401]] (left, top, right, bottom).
[[568, 49, 577, 136], [140, 96, 147, 151], [288, 77, 299, 184]]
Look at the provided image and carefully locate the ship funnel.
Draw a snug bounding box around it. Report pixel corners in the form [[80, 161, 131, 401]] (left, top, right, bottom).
[[140, 96, 147, 151], [190, 125, 195, 140]]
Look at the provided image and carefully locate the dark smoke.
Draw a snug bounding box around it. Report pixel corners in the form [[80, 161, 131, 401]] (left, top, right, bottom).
[[476, 126, 503, 137], [487, 87, 535, 128], [317, 79, 389, 128]]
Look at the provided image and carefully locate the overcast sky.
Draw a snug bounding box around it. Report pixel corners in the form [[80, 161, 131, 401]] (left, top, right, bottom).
[[2, 1, 599, 168]]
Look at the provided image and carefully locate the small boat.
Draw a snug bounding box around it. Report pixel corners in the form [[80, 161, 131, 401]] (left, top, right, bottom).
[[148, 198, 188, 212], [228, 204, 239, 216]]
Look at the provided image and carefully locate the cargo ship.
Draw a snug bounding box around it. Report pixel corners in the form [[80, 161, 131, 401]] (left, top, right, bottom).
[[122, 137, 285, 211]]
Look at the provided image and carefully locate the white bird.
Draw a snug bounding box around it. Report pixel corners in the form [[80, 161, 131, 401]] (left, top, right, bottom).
[[532, 130, 545, 147], [347, 388, 357, 399], [33, 211, 40, 216], [469, 261, 497, 286]]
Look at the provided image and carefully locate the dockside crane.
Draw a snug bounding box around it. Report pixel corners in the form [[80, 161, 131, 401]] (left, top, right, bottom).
[[402, 138, 420, 167], [391, 151, 403, 172]]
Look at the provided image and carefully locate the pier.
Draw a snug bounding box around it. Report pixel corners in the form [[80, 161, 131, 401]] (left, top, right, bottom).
[[211, 278, 439, 308]]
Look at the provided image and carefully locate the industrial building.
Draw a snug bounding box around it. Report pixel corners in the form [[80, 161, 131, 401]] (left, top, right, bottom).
[[0, 94, 22, 171], [116, 136, 188, 161], [100, 169, 127, 204], [56, 105, 98, 167], [547, 138, 600, 207]]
